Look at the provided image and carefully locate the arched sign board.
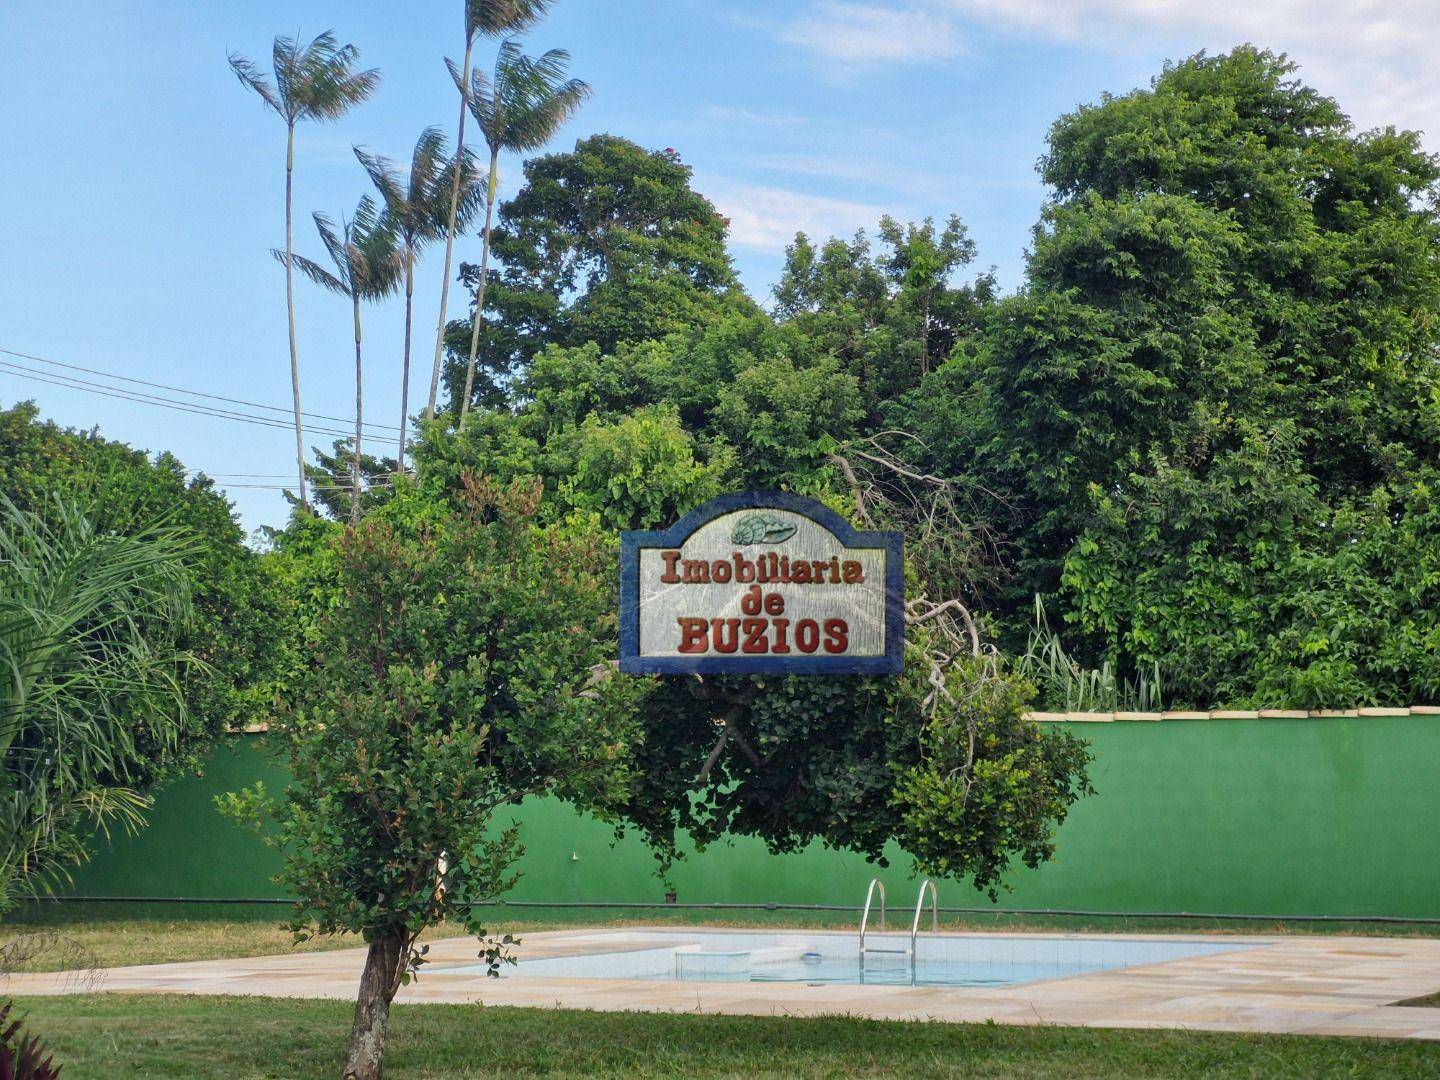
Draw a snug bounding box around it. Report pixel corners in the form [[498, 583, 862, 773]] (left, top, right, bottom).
[[619, 492, 904, 675]]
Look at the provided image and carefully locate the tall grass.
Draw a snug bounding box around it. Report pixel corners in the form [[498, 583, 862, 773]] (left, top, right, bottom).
[[1016, 597, 1164, 712]]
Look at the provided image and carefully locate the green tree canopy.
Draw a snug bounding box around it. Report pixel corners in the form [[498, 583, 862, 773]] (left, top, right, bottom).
[[443, 134, 757, 408], [891, 46, 1440, 705], [223, 477, 644, 1077], [776, 215, 995, 417]]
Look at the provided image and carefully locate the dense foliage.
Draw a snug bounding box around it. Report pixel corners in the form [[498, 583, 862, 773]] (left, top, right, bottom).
[[442, 134, 758, 409], [619, 651, 1091, 898], [888, 47, 1440, 707], [0, 403, 283, 747], [0, 497, 194, 914]]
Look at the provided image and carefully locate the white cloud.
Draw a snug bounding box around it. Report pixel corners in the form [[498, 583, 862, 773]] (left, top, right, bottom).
[[697, 174, 890, 251], [771, 0, 1440, 139], [773, 1, 965, 71], [947, 1, 1440, 135], [700, 106, 810, 128]]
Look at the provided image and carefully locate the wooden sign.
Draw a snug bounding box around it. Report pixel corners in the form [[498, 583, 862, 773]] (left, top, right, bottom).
[[620, 492, 904, 675]]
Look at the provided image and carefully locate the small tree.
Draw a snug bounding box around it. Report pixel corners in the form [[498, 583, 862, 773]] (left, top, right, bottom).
[[222, 476, 641, 1080]]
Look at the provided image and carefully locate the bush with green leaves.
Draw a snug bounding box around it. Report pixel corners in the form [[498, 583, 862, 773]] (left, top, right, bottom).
[[618, 637, 1093, 900], [0, 495, 195, 915], [0, 402, 284, 751]]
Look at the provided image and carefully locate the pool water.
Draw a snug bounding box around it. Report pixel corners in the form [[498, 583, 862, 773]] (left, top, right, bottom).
[[442, 930, 1259, 989]]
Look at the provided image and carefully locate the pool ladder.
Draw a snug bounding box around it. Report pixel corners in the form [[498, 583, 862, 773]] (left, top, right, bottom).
[[858, 878, 938, 972]]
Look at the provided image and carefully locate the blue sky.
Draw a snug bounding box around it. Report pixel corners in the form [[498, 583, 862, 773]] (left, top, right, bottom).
[[2, 1, 1432, 534]]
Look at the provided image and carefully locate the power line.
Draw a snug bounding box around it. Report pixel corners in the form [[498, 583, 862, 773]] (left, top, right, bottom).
[[185, 471, 295, 478], [0, 346, 402, 433], [219, 482, 396, 490], [0, 360, 400, 445]]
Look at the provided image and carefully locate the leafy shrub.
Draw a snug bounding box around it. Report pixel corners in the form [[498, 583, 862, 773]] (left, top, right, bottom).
[[1016, 597, 1164, 712]]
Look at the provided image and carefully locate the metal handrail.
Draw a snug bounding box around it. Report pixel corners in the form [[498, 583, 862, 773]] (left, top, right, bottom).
[[910, 878, 938, 955], [858, 878, 886, 955]]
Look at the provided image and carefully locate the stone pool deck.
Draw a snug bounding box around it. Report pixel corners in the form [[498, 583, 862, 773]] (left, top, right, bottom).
[[9, 928, 1440, 1041]]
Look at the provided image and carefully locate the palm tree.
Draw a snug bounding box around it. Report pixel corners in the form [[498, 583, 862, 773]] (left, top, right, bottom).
[[228, 32, 380, 510], [457, 41, 589, 418], [426, 0, 552, 423], [276, 199, 401, 521], [0, 496, 195, 914], [355, 131, 483, 470]]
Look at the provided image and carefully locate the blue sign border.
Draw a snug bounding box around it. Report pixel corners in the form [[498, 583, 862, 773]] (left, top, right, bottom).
[[619, 491, 904, 675]]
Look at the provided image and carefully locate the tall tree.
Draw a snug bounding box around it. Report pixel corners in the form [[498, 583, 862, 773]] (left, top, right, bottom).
[[774, 216, 994, 417], [446, 135, 748, 405], [276, 198, 401, 521], [427, 0, 552, 421], [456, 41, 590, 418], [228, 32, 380, 510], [0, 496, 194, 914], [356, 130, 482, 469]]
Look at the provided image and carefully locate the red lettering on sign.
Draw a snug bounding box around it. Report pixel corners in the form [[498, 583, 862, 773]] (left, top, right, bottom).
[[796, 619, 820, 654], [677, 617, 708, 653], [771, 618, 791, 653], [823, 618, 848, 654], [742, 618, 769, 654], [660, 550, 682, 584], [711, 617, 740, 653]]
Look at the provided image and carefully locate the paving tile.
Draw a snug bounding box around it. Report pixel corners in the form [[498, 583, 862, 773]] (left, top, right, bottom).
[[12, 927, 1440, 1042]]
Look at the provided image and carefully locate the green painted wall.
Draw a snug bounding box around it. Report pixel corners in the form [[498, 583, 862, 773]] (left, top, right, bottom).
[[65, 717, 1440, 918]]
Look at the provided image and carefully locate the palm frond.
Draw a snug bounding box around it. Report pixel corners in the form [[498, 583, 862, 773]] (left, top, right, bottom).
[[0, 495, 194, 911], [299, 35, 380, 121], [507, 76, 590, 152], [354, 145, 404, 211], [468, 40, 589, 153], [226, 52, 282, 116], [311, 211, 349, 276], [272, 248, 347, 295], [352, 198, 403, 301], [465, 0, 552, 40]]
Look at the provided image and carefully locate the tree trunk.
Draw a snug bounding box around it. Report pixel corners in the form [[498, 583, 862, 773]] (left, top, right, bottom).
[[351, 294, 364, 524], [459, 148, 499, 420], [397, 254, 414, 472], [342, 928, 407, 1080], [285, 122, 309, 509], [426, 34, 474, 421]]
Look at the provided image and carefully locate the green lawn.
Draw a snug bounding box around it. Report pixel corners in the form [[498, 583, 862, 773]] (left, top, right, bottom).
[[9, 994, 1438, 1079], [8, 902, 1440, 972]]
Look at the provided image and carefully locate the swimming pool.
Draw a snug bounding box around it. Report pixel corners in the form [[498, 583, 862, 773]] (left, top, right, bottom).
[[441, 930, 1260, 988]]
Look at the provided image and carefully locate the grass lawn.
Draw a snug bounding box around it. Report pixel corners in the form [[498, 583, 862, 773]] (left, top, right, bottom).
[[9, 994, 1439, 1079], [8, 902, 1440, 972]]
